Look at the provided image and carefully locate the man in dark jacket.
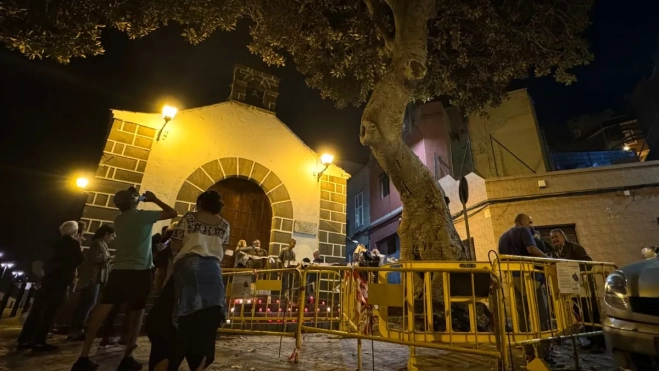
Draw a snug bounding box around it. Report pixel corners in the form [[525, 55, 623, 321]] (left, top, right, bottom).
[[550, 229, 605, 354], [17, 221, 84, 351]]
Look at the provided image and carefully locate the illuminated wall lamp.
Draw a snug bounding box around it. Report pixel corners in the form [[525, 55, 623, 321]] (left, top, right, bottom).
[[316, 153, 334, 181], [157, 105, 178, 141]]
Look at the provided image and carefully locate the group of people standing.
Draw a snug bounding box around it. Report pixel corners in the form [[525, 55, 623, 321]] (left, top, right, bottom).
[[498, 213, 605, 367], [16, 186, 233, 371]]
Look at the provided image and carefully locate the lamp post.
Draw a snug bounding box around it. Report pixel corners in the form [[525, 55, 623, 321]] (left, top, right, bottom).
[[316, 153, 334, 181], [1, 262, 14, 280], [157, 105, 178, 141], [73, 176, 90, 220]]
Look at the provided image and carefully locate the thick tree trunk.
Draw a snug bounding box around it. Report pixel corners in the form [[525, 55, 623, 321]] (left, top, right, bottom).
[[360, 0, 467, 299]]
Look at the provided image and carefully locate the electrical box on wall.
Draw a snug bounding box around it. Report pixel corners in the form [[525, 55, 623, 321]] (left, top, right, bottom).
[[538, 180, 547, 188]]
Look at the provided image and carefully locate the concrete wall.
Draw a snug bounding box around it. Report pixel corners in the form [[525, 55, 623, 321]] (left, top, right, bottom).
[[485, 161, 659, 267], [439, 173, 496, 261], [468, 89, 549, 178], [80, 101, 349, 264], [442, 162, 659, 266]]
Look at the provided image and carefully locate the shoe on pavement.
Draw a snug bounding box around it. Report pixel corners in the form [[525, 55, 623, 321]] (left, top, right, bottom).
[[71, 357, 100, 371], [32, 343, 60, 352], [67, 333, 86, 341], [117, 356, 143, 371], [99, 336, 120, 348], [16, 342, 32, 351]]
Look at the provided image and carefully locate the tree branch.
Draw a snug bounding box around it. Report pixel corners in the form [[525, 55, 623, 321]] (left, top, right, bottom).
[[363, 0, 394, 53]]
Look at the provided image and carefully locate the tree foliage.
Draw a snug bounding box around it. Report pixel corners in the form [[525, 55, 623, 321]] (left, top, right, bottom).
[[2, 0, 592, 114]]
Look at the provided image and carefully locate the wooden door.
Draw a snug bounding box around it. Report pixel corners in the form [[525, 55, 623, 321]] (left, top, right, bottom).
[[210, 178, 272, 267]]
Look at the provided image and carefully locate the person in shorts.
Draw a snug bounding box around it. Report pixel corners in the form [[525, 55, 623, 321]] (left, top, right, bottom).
[[71, 187, 177, 371]]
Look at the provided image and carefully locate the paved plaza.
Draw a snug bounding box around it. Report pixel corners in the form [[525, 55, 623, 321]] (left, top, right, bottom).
[[0, 316, 617, 371]]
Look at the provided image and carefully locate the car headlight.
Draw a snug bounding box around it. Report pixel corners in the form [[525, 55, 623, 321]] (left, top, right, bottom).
[[604, 272, 629, 310]]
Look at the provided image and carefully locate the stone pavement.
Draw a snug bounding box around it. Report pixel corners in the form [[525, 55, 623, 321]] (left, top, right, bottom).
[[0, 318, 616, 371]]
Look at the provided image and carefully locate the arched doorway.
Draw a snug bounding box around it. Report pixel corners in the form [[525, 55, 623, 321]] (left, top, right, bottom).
[[175, 157, 295, 263], [210, 178, 272, 267]]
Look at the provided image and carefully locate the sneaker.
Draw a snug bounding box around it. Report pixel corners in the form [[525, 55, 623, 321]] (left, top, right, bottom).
[[580, 341, 594, 350], [116, 356, 143, 371], [99, 336, 120, 348], [71, 357, 100, 371], [32, 343, 60, 352], [16, 343, 32, 352], [67, 333, 86, 341]]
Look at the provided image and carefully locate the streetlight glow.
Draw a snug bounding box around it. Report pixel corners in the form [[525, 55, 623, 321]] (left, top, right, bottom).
[[162, 105, 178, 121], [320, 153, 334, 165], [76, 177, 89, 189], [1, 262, 14, 269], [623, 145, 630, 151], [12, 270, 23, 278]]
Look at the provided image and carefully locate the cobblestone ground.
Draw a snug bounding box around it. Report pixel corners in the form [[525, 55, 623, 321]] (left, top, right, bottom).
[[0, 318, 616, 371]]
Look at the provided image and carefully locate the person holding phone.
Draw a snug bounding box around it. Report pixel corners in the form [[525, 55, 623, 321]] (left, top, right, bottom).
[[72, 187, 177, 371]]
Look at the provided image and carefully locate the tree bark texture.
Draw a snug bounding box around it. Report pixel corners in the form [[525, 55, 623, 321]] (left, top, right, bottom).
[[360, 0, 467, 300]]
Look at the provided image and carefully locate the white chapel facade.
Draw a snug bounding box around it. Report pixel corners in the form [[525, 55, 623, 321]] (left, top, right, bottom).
[[79, 65, 349, 264]]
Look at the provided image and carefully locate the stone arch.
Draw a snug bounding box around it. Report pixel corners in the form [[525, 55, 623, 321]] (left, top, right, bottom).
[[174, 157, 294, 255]]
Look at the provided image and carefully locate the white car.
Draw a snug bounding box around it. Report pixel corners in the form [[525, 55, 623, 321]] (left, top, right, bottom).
[[602, 247, 659, 370]]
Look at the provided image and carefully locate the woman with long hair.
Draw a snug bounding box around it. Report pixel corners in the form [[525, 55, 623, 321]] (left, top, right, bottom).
[[233, 239, 248, 268], [68, 225, 114, 341], [147, 190, 230, 371]]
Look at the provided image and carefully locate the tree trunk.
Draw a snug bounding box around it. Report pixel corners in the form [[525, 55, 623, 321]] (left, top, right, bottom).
[[360, 0, 467, 300]]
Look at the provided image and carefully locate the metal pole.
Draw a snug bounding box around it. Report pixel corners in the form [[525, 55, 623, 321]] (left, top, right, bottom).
[[22, 284, 35, 314], [0, 281, 16, 319], [462, 202, 473, 261], [10, 282, 27, 318]]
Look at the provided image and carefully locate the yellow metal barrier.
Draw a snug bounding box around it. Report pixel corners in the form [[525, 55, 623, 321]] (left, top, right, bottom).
[[299, 264, 506, 371], [215, 257, 617, 371], [490, 255, 617, 370]]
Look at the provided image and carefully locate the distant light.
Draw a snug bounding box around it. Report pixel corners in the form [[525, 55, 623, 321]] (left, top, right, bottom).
[[1, 262, 14, 269], [12, 270, 23, 277], [76, 177, 89, 189], [320, 153, 334, 166], [623, 145, 631, 151], [162, 105, 178, 121], [0, 252, 3, 259]]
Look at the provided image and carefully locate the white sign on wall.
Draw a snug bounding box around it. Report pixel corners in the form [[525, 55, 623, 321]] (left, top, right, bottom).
[[556, 261, 581, 294], [294, 220, 318, 236]]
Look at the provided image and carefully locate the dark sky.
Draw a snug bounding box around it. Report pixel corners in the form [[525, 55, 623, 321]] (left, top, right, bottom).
[[0, 0, 657, 273]]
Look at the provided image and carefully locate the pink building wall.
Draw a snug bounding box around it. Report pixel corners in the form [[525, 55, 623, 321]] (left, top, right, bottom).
[[368, 101, 452, 247]]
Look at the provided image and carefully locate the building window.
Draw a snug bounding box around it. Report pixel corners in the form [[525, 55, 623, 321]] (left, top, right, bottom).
[[377, 234, 400, 256], [380, 172, 390, 199], [355, 192, 364, 229]]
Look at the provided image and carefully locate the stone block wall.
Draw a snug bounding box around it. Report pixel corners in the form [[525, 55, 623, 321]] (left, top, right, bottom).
[[79, 119, 155, 245], [318, 174, 348, 263]]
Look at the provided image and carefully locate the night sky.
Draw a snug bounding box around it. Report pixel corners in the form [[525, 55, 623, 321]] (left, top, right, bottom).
[[0, 0, 657, 275]]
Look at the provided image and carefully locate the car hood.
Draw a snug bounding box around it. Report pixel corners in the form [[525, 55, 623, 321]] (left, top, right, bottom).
[[619, 258, 659, 297]]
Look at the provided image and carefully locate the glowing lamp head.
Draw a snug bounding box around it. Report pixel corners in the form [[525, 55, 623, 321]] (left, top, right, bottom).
[[1, 262, 14, 269], [13, 270, 23, 277], [162, 105, 178, 121], [320, 153, 334, 166], [623, 145, 631, 151], [76, 177, 89, 189]]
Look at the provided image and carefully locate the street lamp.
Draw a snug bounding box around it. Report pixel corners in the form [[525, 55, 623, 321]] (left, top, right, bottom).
[[76, 177, 89, 189], [157, 105, 178, 142], [1, 262, 14, 279], [12, 271, 23, 279], [316, 153, 334, 181]]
